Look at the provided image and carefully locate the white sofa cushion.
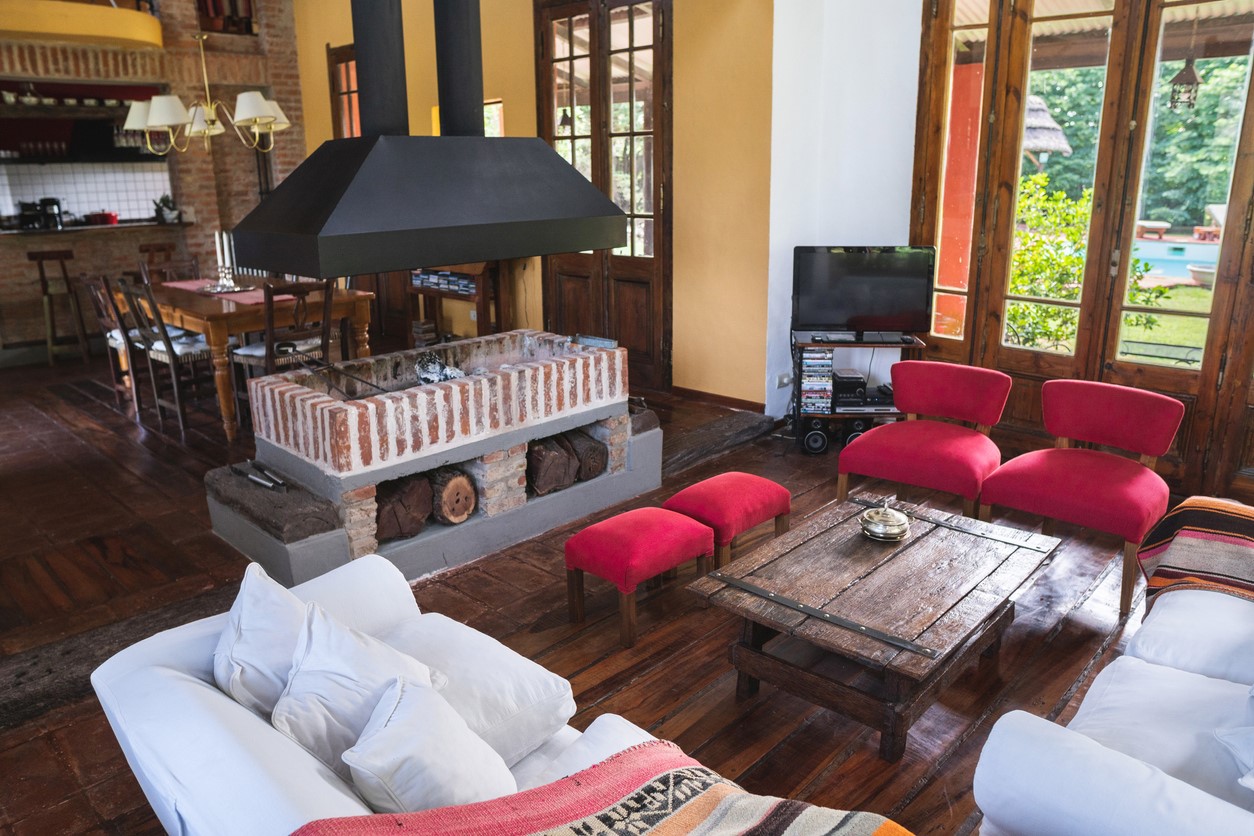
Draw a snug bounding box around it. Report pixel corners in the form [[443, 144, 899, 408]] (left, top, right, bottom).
[[1127, 589, 1254, 685], [1215, 726, 1254, 794], [271, 604, 441, 781], [511, 715, 656, 791], [212, 563, 308, 717], [1066, 656, 1254, 811], [381, 612, 576, 766], [342, 677, 517, 813]]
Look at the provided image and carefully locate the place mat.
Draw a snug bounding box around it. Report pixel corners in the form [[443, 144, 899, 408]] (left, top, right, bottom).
[[163, 278, 289, 305]]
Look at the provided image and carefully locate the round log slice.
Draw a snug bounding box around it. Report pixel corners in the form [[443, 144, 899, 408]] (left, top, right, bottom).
[[430, 467, 477, 525]]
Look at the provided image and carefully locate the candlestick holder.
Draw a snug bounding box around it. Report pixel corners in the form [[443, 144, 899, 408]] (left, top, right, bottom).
[[217, 265, 237, 289]]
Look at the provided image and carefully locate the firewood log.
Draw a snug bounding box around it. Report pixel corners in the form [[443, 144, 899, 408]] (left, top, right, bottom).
[[430, 467, 477, 525]]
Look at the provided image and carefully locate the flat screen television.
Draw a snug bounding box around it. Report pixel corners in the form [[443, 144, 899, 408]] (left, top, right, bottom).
[[792, 245, 935, 336]]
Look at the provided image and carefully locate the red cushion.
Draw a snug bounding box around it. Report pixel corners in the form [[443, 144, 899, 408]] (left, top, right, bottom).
[[837, 420, 1002, 501], [564, 507, 714, 594], [980, 448, 1170, 543], [662, 472, 791, 546]]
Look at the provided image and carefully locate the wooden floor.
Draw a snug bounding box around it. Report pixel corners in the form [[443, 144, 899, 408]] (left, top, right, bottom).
[[0, 357, 1148, 835]]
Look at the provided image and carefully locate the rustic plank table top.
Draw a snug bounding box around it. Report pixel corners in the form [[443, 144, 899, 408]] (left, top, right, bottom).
[[688, 493, 1060, 759]]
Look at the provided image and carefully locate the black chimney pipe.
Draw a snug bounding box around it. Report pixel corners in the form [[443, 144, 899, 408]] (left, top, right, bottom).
[[351, 0, 408, 136], [433, 0, 486, 137]]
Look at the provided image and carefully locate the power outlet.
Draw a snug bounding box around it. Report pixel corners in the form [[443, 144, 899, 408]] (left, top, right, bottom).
[[775, 372, 792, 388], [468, 310, 477, 321]]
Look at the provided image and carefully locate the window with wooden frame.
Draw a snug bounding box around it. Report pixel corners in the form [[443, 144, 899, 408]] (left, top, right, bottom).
[[326, 43, 360, 139]]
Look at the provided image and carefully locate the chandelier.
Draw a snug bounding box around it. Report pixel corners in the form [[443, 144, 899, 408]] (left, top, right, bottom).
[[122, 34, 290, 155]]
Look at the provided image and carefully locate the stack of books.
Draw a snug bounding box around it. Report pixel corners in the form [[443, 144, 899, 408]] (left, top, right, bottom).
[[411, 319, 438, 347], [411, 270, 476, 296]]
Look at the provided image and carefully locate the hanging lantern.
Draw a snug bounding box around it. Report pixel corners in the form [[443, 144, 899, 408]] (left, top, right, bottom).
[[1169, 15, 1202, 111], [1169, 57, 1201, 110]]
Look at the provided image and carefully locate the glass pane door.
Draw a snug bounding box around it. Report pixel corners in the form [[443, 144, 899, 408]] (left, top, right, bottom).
[[1000, 9, 1114, 361], [1114, 1, 1254, 371]]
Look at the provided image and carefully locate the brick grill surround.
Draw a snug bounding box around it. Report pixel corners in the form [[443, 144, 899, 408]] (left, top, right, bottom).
[[249, 330, 628, 478]]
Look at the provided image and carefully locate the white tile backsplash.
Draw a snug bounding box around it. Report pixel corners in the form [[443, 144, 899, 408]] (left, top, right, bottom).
[[0, 162, 172, 222]]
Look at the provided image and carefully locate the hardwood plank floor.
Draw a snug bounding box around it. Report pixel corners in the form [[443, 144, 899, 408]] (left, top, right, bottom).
[[0, 358, 1148, 834]]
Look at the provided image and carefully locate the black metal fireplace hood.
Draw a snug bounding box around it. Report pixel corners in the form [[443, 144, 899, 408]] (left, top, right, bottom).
[[232, 0, 625, 279]]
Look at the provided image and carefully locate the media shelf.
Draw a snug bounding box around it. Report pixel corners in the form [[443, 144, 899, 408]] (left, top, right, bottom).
[[790, 336, 926, 454]]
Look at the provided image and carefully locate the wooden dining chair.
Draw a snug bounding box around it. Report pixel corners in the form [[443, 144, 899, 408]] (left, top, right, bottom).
[[27, 249, 91, 367], [76, 274, 144, 421], [139, 256, 201, 286], [230, 279, 336, 422], [116, 275, 213, 439]]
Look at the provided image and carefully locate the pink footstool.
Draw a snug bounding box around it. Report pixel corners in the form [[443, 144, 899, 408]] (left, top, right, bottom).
[[662, 471, 792, 568], [565, 507, 714, 647]]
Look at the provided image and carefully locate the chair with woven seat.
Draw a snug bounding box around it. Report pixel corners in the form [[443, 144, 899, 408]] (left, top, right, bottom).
[[28, 249, 91, 367], [77, 274, 145, 420], [978, 379, 1184, 616], [230, 279, 335, 421], [836, 361, 1013, 517], [117, 275, 213, 439]]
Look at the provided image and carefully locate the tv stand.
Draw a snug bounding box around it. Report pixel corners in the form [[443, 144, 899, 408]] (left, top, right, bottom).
[[790, 335, 927, 454]]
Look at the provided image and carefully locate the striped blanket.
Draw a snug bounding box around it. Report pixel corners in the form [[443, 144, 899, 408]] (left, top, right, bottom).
[[1137, 496, 1254, 609], [293, 740, 910, 836]]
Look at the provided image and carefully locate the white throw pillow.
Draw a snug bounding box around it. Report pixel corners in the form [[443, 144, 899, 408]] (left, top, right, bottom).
[[343, 677, 517, 813], [381, 613, 576, 766], [212, 562, 307, 717], [271, 604, 441, 781], [1215, 726, 1254, 793]]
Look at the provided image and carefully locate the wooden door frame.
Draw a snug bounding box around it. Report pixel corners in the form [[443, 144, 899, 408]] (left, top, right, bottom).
[[533, 0, 673, 391]]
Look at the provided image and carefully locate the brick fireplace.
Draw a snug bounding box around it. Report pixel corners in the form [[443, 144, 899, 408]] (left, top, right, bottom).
[[209, 330, 661, 583]]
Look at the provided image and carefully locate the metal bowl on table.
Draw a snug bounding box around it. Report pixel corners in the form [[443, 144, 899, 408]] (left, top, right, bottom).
[[860, 499, 910, 542]]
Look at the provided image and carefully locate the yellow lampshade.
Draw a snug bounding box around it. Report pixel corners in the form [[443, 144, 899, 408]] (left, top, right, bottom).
[[122, 99, 150, 131], [146, 95, 190, 129], [187, 104, 226, 137], [233, 91, 276, 128]]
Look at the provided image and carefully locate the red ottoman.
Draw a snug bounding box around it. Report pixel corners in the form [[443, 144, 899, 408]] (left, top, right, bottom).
[[565, 507, 714, 647], [662, 472, 792, 568]]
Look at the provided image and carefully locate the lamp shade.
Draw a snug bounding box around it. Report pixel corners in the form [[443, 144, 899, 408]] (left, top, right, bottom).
[[147, 95, 191, 129], [234, 91, 276, 127], [123, 100, 151, 131], [187, 104, 226, 138], [265, 99, 291, 132]]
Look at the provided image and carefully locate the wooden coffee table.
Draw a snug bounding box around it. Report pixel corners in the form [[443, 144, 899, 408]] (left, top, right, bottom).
[[688, 495, 1059, 761]]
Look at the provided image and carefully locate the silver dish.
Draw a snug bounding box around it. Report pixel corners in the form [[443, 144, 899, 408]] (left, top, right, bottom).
[[860, 499, 910, 540], [202, 282, 257, 294]]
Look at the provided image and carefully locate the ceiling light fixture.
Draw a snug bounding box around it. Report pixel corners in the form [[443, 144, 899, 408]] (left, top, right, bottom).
[[122, 34, 291, 155]]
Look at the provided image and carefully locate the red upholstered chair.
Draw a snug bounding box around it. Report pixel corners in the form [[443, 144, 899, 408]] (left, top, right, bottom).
[[565, 507, 714, 647], [662, 472, 792, 568], [978, 380, 1184, 616], [836, 361, 1013, 517]]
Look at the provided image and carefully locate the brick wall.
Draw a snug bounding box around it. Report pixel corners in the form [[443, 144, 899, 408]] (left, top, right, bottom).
[[0, 0, 305, 351]]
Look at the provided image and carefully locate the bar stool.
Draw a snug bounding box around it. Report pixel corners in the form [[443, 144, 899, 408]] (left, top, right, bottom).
[[27, 250, 90, 367]]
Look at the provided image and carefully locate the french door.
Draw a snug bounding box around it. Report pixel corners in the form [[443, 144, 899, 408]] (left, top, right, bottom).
[[535, 0, 673, 391], [915, 0, 1254, 496]]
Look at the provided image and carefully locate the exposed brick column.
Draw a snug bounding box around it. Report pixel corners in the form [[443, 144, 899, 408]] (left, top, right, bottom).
[[585, 414, 631, 473], [462, 443, 528, 517], [340, 484, 378, 558]]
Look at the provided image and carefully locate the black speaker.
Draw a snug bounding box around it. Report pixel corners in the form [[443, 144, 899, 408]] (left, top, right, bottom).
[[802, 428, 830, 454], [844, 418, 869, 446]]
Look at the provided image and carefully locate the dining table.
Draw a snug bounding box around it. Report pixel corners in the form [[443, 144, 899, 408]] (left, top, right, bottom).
[[134, 279, 375, 443]]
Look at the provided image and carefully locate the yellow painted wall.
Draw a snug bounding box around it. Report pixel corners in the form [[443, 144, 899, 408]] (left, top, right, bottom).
[[292, 0, 771, 404], [671, 1, 772, 404]]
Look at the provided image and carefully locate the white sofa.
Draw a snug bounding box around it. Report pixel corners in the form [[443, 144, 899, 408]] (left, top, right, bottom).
[[974, 588, 1254, 835], [92, 555, 654, 836]]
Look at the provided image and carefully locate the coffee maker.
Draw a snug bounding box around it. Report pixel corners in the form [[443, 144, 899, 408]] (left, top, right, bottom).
[[18, 201, 41, 230], [40, 198, 63, 230]]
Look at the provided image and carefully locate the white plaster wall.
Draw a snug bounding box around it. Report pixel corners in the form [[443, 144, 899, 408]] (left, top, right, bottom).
[[764, 0, 924, 417]]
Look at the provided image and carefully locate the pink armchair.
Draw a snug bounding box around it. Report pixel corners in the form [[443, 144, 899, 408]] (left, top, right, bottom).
[[978, 379, 1184, 616], [836, 361, 1013, 517]]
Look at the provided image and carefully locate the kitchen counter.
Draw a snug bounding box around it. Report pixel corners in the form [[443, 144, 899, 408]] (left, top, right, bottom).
[[0, 220, 191, 236]]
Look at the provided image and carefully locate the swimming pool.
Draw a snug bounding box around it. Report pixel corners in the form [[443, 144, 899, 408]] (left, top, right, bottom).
[[1131, 239, 1219, 280]]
